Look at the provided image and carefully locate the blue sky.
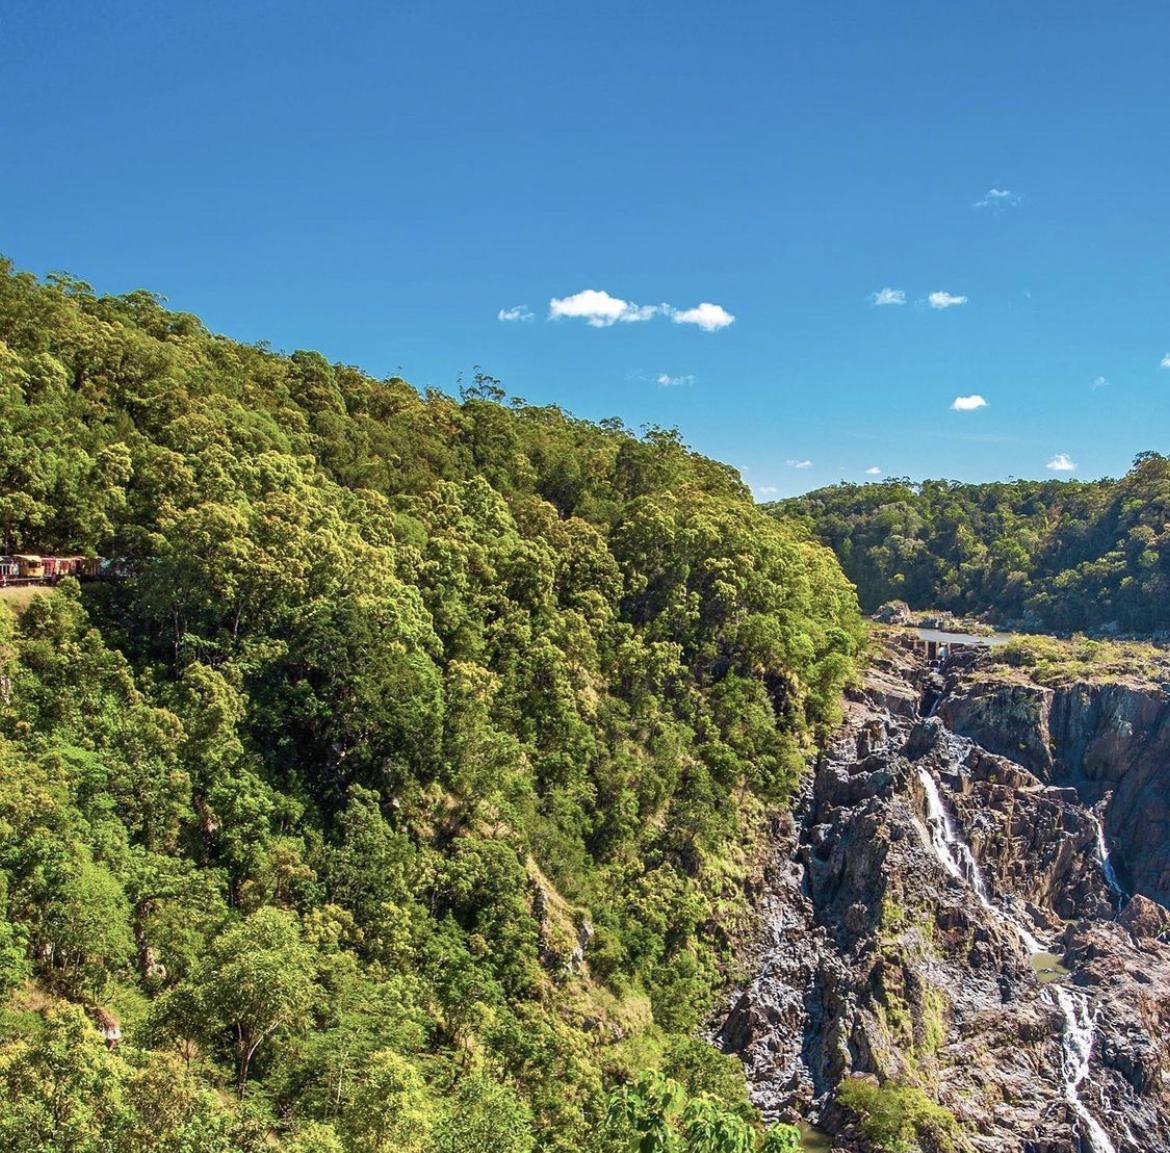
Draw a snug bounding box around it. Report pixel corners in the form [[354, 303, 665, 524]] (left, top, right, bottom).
[[3, 2, 1169, 498]]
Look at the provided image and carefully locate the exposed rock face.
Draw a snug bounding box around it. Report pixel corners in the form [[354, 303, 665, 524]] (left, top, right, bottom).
[[720, 640, 1170, 1152], [937, 663, 1170, 905], [873, 601, 913, 626]]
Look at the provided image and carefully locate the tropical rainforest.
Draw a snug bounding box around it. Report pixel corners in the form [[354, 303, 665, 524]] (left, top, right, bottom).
[[0, 260, 863, 1152], [773, 459, 1170, 634]]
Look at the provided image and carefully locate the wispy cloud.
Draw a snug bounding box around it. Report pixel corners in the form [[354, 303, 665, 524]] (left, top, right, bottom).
[[1090, 375, 1110, 391], [656, 373, 695, 388], [548, 290, 734, 331], [755, 485, 778, 496], [786, 458, 813, 470], [951, 394, 987, 411], [871, 287, 906, 307], [1160, 354, 1170, 369], [670, 302, 735, 331], [865, 466, 882, 476], [928, 291, 968, 310], [974, 188, 1023, 210], [497, 305, 534, 322], [1046, 453, 1076, 472]]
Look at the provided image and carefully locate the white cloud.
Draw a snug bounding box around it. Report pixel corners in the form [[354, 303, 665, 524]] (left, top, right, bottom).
[[1160, 354, 1170, 369], [669, 302, 735, 331], [755, 485, 778, 496], [951, 394, 987, 411], [928, 291, 968, 310], [547, 290, 733, 331], [656, 373, 695, 388], [1090, 375, 1110, 391], [974, 188, 1022, 210], [865, 466, 882, 476], [871, 287, 906, 306], [786, 458, 813, 470], [497, 305, 534, 322], [1046, 453, 1077, 472], [549, 289, 660, 327]]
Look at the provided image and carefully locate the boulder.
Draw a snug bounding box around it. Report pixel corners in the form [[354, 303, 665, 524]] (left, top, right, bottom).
[[1120, 894, 1170, 940]]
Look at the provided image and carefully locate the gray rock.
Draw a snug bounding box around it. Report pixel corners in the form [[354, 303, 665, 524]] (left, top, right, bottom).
[[716, 650, 1170, 1151]]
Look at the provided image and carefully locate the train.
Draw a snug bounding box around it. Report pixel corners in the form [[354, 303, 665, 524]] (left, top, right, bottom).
[[0, 555, 120, 585]]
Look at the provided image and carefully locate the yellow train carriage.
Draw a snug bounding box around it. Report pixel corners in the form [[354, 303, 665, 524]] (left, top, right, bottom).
[[14, 555, 44, 580]]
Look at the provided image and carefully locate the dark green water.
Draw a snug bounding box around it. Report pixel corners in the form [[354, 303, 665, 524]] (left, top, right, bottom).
[[1030, 949, 1071, 984], [798, 1122, 834, 1150]]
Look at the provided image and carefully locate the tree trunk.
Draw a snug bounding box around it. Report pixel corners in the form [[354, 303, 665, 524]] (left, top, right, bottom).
[[236, 1025, 252, 1097]]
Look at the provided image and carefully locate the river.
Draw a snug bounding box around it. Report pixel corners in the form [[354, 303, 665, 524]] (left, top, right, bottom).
[[915, 626, 1015, 648]]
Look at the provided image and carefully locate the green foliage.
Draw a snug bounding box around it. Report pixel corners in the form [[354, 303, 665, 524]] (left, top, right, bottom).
[[336, 1048, 433, 1152], [0, 1005, 243, 1153], [175, 906, 317, 1094], [601, 1071, 799, 1153], [606, 1070, 688, 1153], [284, 1122, 345, 1153], [775, 457, 1170, 633], [0, 260, 865, 1149], [836, 1077, 960, 1153], [989, 633, 1170, 686], [757, 1127, 801, 1153], [432, 1072, 535, 1153], [662, 1036, 755, 1121]]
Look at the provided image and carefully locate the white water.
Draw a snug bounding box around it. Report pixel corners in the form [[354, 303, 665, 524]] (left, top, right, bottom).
[[915, 764, 1114, 1149], [915, 766, 1045, 952], [1048, 984, 1117, 1153], [1090, 813, 1127, 908]]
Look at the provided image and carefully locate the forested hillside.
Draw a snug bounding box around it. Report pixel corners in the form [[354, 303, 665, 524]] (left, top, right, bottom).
[[0, 260, 861, 1152], [773, 458, 1170, 633]]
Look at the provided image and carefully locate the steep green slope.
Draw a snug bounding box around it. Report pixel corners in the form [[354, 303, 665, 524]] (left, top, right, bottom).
[[772, 458, 1170, 633], [0, 261, 861, 1152]]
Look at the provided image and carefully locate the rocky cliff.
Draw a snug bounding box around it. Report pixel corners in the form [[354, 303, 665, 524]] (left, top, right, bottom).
[[936, 660, 1170, 906], [719, 639, 1170, 1152]]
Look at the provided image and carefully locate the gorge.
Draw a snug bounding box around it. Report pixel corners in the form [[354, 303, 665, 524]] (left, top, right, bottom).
[[720, 631, 1170, 1152]]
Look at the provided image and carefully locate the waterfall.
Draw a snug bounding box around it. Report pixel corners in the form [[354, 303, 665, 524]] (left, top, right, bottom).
[[915, 765, 1114, 1151], [915, 766, 1045, 953], [1089, 813, 1127, 908], [917, 765, 986, 893], [1048, 985, 1117, 1153]]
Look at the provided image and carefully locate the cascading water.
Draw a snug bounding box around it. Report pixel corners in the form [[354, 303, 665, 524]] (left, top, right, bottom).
[[1090, 813, 1127, 908], [914, 763, 1115, 1150], [915, 765, 1045, 952], [1048, 984, 1117, 1153], [917, 765, 982, 890]]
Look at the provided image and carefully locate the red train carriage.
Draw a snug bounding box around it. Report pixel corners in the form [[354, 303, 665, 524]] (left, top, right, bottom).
[[43, 556, 85, 580]]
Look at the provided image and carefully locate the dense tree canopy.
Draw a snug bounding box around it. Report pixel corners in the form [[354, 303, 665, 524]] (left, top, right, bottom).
[[0, 260, 861, 1150], [773, 458, 1170, 633]]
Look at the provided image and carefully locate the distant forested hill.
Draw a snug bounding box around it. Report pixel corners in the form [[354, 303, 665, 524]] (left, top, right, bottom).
[[0, 260, 860, 1152], [771, 456, 1170, 633]]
